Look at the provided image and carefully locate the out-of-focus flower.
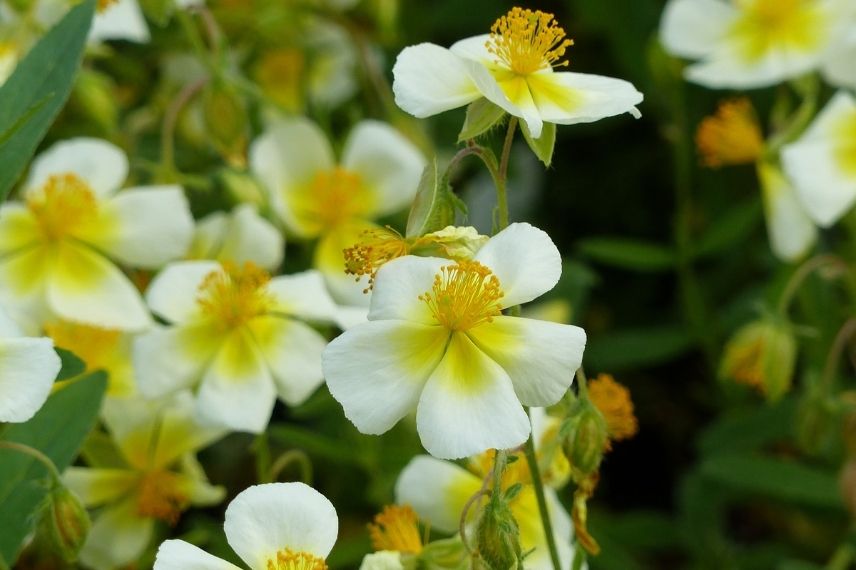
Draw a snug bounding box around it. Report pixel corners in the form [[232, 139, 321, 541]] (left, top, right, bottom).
[[720, 316, 797, 401], [696, 98, 764, 168], [757, 161, 817, 261], [134, 260, 338, 433], [153, 482, 338, 570], [64, 393, 225, 570], [324, 223, 586, 459], [0, 307, 60, 423], [660, 0, 855, 89], [250, 118, 425, 305], [368, 505, 423, 555], [822, 30, 856, 89], [0, 138, 194, 332], [187, 204, 284, 271], [393, 7, 642, 139], [782, 91, 856, 227]]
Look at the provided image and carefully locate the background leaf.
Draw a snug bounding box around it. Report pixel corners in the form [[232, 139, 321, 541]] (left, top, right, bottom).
[[577, 237, 676, 272]]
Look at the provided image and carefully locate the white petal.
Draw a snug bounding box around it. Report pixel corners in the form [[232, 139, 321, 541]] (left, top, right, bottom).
[[152, 392, 227, 468], [394, 455, 482, 534], [758, 162, 817, 261], [659, 0, 736, 58], [79, 498, 154, 570], [224, 482, 338, 568], [249, 315, 327, 406], [684, 43, 821, 89], [267, 271, 338, 323], [334, 303, 369, 330], [359, 551, 404, 570], [63, 467, 137, 507], [0, 306, 23, 337], [368, 255, 447, 324], [466, 62, 542, 138], [188, 212, 228, 260], [84, 185, 194, 268], [416, 333, 530, 459], [0, 203, 41, 256], [823, 34, 856, 89], [133, 324, 221, 399], [468, 316, 585, 407], [323, 320, 447, 435], [527, 71, 643, 125], [392, 43, 481, 118], [46, 242, 151, 331], [341, 120, 426, 217], [195, 329, 276, 434], [145, 260, 220, 323], [449, 34, 495, 66], [474, 223, 561, 308], [218, 205, 284, 270], [154, 540, 242, 570], [0, 247, 52, 332], [26, 138, 128, 198], [0, 337, 60, 422], [90, 0, 150, 43], [314, 223, 377, 307]]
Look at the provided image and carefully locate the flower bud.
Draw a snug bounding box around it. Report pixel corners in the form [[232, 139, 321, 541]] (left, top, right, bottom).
[[72, 69, 119, 132], [38, 484, 91, 563], [561, 398, 609, 479], [474, 497, 523, 570], [419, 536, 467, 570], [720, 317, 796, 402], [202, 81, 249, 166]]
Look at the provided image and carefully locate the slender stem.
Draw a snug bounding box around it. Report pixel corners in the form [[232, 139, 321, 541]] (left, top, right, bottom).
[[495, 117, 518, 232], [524, 434, 562, 570], [777, 254, 847, 317], [576, 368, 589, 399], [269, 450, 313, 485], [821, 318, 856, 394], [0, 441, 60, 482], [459, 467, 492, 554], [161, 77, 208, 175], [252, 433, 272, 484]]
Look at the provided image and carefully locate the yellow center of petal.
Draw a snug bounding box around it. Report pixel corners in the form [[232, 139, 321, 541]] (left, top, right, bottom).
[[486, 7, 574, 75], [368, 504, 423, 554], [26, 173, 97, 242], [44, 321, 120, 372], [419, 260, 503, 332], [300, 167, 370, 231], [834, 110, 856, 177], [197, 261, 274, 330], [696, 98, 764, 168], [730, 0, 824, 61], [266, 549, 328, 570], [136, 470, 188, 525], [344, 227, 410, 292], [471, 449, 531, 490]]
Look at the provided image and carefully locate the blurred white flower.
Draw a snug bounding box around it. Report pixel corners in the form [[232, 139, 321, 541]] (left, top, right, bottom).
[[187, 204, 284, 271], [757, 161, 817, 262]]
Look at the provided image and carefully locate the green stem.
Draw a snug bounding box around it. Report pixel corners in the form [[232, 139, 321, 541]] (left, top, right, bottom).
[[252, 433, 272, 484], [495, 117, 518, 232], [576, 368, 589, 399], [0, 441, 60, 483], [776, 254, 847, 317], [269, 450, 313, 485], [524, 433, 562, 570], [821, 317, 856, 395], [161, 77, 208, 176], [764, 75, 819, 158]]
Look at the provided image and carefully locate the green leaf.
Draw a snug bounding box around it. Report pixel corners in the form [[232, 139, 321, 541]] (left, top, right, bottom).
[[577, 237, 676, 272], [699, 454, 842, 509], [55, 348, 85, 381], [405, 158, 456, 238], [458, 99, 506, 142], [697, 397, 796, 456], [520, 121, 556, 167], [268, 425, 362, 465], [0, 372, 107, 566], [0, 0, 95, 200], [584, 325, 693, 371], [694, 199, 763, 258]]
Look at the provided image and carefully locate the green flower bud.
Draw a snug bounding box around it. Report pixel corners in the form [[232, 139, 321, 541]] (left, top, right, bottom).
[[720, 317, 796, 402], [202, 81, 249, 166], [474, 497, 523, 570], [39, 484, 91, 563], [72, 69, 118, 132], [419, 536, 467, 570], [561, 398, 609, 479]]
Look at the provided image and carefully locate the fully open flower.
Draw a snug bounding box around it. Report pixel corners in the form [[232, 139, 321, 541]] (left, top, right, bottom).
[[782, 91, 856, 227], [153, 482, 338, 570], [0, 138, 194, 332], [187, 204, 284, 271], [323, 223, 586, 459], [392, 7, 643, 139], [134, 260, 338, 433], [64, 393, 225, 569], [660, 0, 855, 89]]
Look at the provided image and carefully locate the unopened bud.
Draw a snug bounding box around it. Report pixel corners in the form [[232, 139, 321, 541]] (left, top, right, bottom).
[[202, 82, 249, 166], [419, 536, 467, 569], [474, 498, 523, 570], [720, 317, 796, 402], [73, 69, 118, 132], [39, 485, 91, 563], [561, 398, 609, 479]]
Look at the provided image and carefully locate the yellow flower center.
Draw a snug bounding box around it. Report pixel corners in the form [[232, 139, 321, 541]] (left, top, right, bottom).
[[834, 110, 856, 177], [368, 504, 423, 554], [44, 321, 120, 372], [344, 227, 410, 292], [266, 549, 328, 570], [419, 260, 503, 332], [730, 0, 824, 61], [26, 173, 98, 242], [587, 374, 639, 444], [136, 470, 188, 525], [486, 7, 574, 75], [299, 167, 370, 231], [197, 261, 274, 330], [696, 98, 764, 168]]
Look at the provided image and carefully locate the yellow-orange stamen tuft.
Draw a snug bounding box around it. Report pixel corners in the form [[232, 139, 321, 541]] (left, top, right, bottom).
[[266, 549, 328, 570], [368, 504, 423, 554], [696, 98, 764, 168], [27, 173, 98, 241], [344, 227, 410, 292], [197, 261, 273, 330], [419, 260, 503, 332], [588, 374, 639, 444], [486, 7, 574, 75], [136, 470, 188, 525]]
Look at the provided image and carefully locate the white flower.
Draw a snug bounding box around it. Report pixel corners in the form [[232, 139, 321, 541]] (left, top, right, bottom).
[[0, 138, 193, 332], [133, 261, 338, 433], [153, 482, 338, 570], [323, 223, 586, 459], [660, 0, 855, 89], [90, 0, 149, 43], [757, 161, 817, 261], [0, 307, 60, 423], [392, 7, 643, 139], [782, 91, 856, 227], [250, 118, 425, 306], [188, 204, 284, 271]]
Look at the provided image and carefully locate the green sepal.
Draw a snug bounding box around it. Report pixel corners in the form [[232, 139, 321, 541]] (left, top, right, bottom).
[[458, 99, 506, 142], [405, 158, 457, 238], [520, 120, 556, 167]]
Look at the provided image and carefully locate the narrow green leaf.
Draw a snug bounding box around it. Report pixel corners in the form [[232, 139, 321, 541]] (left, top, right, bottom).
[[268, 425, 362, 465], [0, 0, 95, 200], [458, 99, 506, 142], [584, 325, 693, 371], [577, 237, 676, 272], [694, 199, 763, 258], [0, 372, 107, 565], [520, 120, 556, 167], [405, 158, 456, 238], [698, 398, 796, 456]]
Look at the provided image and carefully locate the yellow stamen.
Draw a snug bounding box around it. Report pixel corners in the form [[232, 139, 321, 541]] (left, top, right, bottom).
[[588, 374, 639, 445], [297, 167, 369, 230], [26, 173, 98, 241], [197, 261, 273, 330], [44, 321, 120, 373], [696, 98, 764, 168], [136, 470, 188, 525], [343, 227, 410, 292], [419, 260, 503, 332], [266, 549, 328, 570], [368, 504, 423, 554], [486, 7, 574, 75]]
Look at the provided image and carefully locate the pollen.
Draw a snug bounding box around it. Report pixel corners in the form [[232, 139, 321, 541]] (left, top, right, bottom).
[[136, 470, 188, 525], [419, 260, 503, 332], [368, 504, 423, 554], [344, 227, 410, 292], [26, 173, 98, 241], [696, 98, 764, 168], [197, 261, 274, 330], [486, 7, 574, 75], [44, 321, 120, 373], [266, 549, 328, 570], [588, 374, 638, 444]]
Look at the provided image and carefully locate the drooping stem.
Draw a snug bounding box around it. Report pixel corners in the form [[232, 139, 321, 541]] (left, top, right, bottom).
[[252, 433, 272, 484], [524, 433, 562, 570], [0, 441, 60, 483], [821, 317, 856, 394], [161, 77, 208, 176], [495, 117, 518, 232], [268, 450, 313, 485], [777, 254, 847, 317]]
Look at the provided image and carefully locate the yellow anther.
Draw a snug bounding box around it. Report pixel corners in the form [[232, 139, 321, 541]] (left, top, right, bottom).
[[587, 374, 639, 444], [266, 549, 328, 570], [419, 260, 503, 332], [343, 227, 410, 292], [197, 261, 273, 330], [696, 98, 764, 168], [136, 470, 188, 525], [486, 7, 574, 75], [26, 173, 98, 241], [368, 505, 423, 554]]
